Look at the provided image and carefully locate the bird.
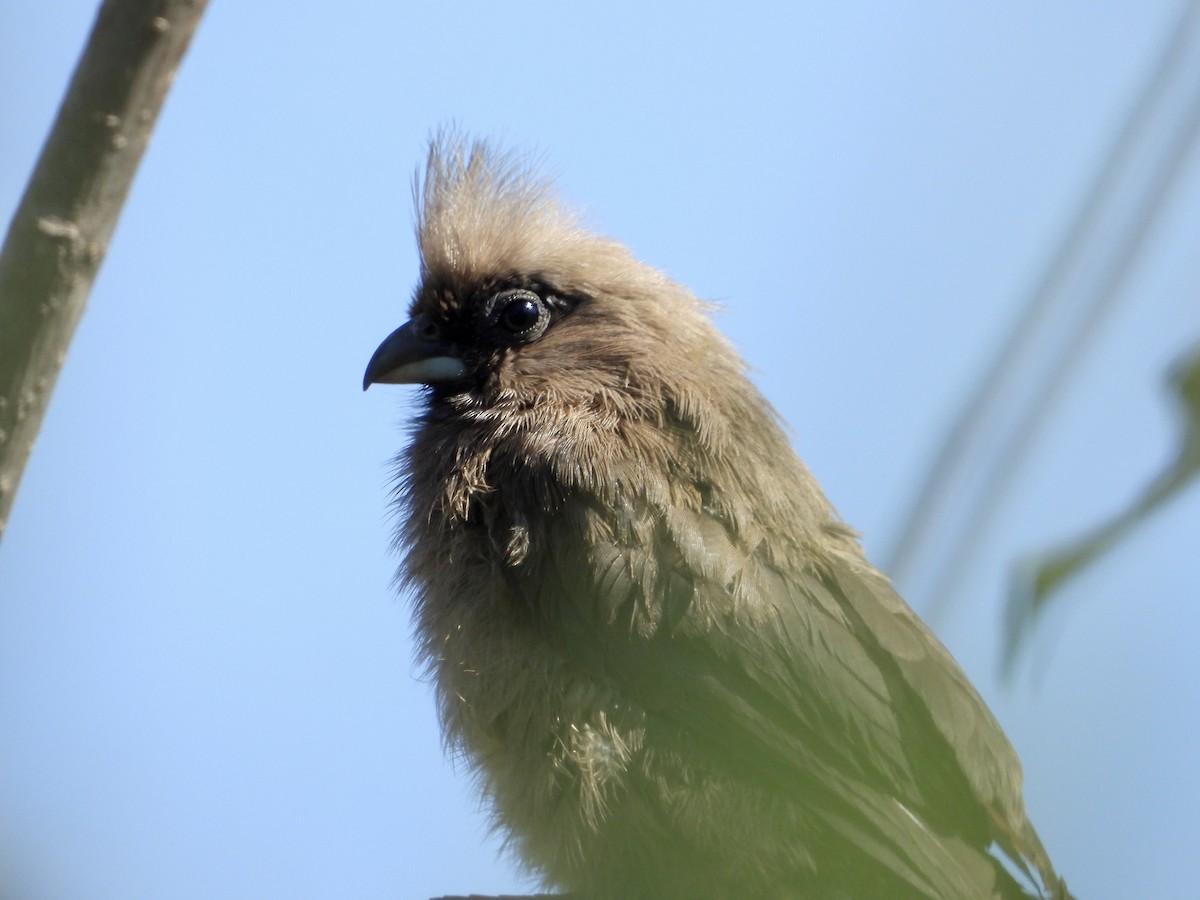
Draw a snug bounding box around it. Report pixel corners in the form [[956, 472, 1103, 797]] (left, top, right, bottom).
[[363, 134, 1074, 900]]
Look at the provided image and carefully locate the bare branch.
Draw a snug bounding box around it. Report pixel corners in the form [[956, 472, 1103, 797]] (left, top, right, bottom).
[[0, 0, 208, 538]]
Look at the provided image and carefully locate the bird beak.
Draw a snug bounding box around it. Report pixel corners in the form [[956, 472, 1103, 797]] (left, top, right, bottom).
[[362, 316, 468, 390]]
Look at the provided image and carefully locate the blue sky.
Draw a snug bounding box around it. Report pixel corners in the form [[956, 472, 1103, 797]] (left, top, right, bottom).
[[2, 3, 1199, 899]]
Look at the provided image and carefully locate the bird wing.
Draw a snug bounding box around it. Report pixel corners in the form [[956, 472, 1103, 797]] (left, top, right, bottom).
[[534, 497, 1058, 898]]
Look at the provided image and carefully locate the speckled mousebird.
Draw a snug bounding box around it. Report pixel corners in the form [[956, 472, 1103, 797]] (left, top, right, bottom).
[[363, 134, 1073, 900]]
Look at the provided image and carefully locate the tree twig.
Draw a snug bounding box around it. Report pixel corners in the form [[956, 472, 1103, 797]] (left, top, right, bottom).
[[0, 0, 208, 539]]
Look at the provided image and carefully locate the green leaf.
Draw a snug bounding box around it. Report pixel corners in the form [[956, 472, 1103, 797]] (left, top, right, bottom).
[[1004, 340, 1200, 675]]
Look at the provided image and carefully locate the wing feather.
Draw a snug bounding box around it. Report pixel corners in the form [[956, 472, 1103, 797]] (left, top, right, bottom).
[[534, 498, 1057, 898]]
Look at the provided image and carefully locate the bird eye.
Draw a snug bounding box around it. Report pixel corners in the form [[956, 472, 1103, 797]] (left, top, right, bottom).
[[485, 289, 550, 342], [500, 297, 541, 333]]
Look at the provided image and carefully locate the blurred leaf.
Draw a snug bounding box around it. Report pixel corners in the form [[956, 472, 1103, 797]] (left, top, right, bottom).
[[1004, 339, 1200, 674], [882, 1, 1200, 627]]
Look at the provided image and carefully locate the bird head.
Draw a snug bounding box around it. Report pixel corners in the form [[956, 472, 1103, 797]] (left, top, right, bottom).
[[363, 134, 833, 542], [363, 135, 736, 425]]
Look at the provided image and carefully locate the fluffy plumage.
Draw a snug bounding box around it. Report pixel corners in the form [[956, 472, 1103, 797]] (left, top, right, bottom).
[[364, 135, 1073, 900]]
